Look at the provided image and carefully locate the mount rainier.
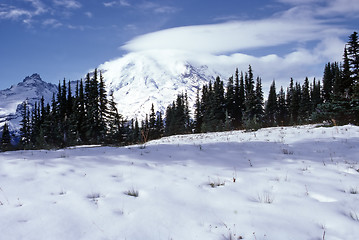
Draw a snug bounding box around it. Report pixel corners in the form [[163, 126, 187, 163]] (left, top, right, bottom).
[[1, 50, 232, 132]]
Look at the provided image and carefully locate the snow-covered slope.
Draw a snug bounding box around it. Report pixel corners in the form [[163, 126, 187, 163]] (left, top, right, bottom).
[[1, 125, 359, 239], [99, 50, 225, 119], [0, 74, 57, 131]]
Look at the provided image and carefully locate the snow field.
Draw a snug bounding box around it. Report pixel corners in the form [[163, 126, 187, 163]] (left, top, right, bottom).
[[0, 125, 358, 240]]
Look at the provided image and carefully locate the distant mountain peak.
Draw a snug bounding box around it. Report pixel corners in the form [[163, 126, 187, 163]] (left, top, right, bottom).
[[23, 73, 42, 82]]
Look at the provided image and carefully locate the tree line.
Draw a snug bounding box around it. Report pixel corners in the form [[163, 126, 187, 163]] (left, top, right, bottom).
[[164, 32, 359, 135], [1, 31, 358, 151]]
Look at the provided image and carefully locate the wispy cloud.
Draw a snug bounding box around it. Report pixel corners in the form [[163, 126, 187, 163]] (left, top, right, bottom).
[[0, 5, 31, 20], [277, 0, 359, 17], [154, 6, 179, 14], [42, 18, 62, 28], [85, 11, 93, 18], [0, 0, 46, 21], [53, 0, 81, 9], [103, 0, 131, 7]]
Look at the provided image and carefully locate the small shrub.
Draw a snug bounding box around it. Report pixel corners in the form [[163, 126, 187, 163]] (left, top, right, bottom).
[[349, 211, 359, 221], [209, 178, 225, 188], [257, 192, 274, 204], [282, 148, 293, 155], [349, 187, 358, 194], [125, 188, 139, 197], [87, 193, 101, 205]]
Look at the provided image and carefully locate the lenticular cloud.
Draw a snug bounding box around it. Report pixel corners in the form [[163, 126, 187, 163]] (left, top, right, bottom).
[[122, 18, 346, 54]]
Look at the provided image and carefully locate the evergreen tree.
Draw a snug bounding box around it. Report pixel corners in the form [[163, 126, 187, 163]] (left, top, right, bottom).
[[19, 101, 31, 149], [226, 75, 235, 128], [254, 77, 264, 125], [311, 78, 322, 112], [193, 89, 203, 133], [244, 66, 256, 123], [347, 32, 359, 97], [1, 122, 12, 151], [265, 80, 278, 127], [149, 103, 157, 140], [213, 76, 226, 130], [341, 47, 353, 97], [155, 111, 164, 138], [107, 92, 123, 144], [98, 72, 108, 142], [277, 86, 288, 126], [300, 77, 311, 122], [322, 63, 334, 102]]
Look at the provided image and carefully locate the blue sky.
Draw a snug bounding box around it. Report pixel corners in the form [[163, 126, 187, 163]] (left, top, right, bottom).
[[0, 0, 358, 90]]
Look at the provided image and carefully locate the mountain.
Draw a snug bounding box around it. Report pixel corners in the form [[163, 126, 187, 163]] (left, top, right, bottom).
[[0, 73, 57, 133], [99, 50, 228, 120], [0, 50, 233, 134]]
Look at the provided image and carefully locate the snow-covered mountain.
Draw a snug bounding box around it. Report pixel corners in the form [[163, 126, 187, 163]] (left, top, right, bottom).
[[0, 73, 57, 132], [0, 50, 233, 132], [99, 50, 227, 120]]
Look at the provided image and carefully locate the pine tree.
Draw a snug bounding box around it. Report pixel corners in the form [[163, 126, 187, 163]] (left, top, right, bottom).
[[277, 86, 288, 126], [347, 32, 359, 97], [254, 77, 264, 126], [155, 111, 164, 138], [213, 76, 226, 130], [300, 77, 311, 122], [149, 103, 157, 140], [323, 63, 334, 102], [1, 122, 12, 151], [311, 78, 322, 112], [244, 66, 256, 123], [98, 72, 108, 142], [19, 101, 31, 149], [107, 92, 123, 144], [341, 47, 353, 97], [226, 75, 235, 128], [193, 89, 203, 133], [265, 80, 278, 127]]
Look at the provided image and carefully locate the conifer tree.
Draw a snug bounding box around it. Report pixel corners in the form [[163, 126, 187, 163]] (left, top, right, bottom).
[[226, 75, 235, 127], [341, 47, 353, 97], [107, 92, 123, 144], [311, 78, 322, 112], [244, 66, 256, 122], [19, 101, 31, 149], [193, 89, 203, 133], [277, 86, 288, 126], [1, 122, 12, 151], [300, 77, 311, 122], [265, 80, 278, 127], [254, 77, 264, 125], [98, 72, 108, 142]]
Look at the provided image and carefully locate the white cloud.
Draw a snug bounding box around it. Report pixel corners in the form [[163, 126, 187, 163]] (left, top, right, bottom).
[[84, 11, 92, 18], [119, 0, 131, 7], [103, 0, 130, 7], [53, 0, 81, 9], [121, 12, 351, 94], [0, 6, 31, 20], [154, 6, 178, 14], [277, 0, 359, 17], [0, 0, 46, 21], [103, 1, 116, 7], [122, 18, 348, 54], [42, 18, 62, 28]]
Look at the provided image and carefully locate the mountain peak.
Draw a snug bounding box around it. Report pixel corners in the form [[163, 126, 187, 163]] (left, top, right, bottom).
[[23, 73, 42, 83]]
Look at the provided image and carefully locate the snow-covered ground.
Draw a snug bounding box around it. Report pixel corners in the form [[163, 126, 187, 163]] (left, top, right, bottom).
[[0, 125, 358, 240]]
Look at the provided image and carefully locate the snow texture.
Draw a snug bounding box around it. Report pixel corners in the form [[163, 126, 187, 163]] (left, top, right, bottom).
[[0, 124, 358, 240]]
